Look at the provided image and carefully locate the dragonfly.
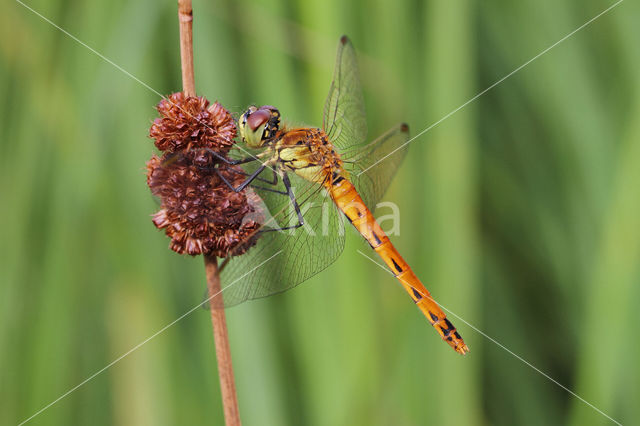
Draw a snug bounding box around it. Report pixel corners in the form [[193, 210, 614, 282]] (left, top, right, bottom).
[[206, 36, 468, 355]]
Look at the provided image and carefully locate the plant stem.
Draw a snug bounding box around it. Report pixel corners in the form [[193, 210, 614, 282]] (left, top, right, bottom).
[[178, 0, 195, 97], [177, 0, 241, 424], [205, 255, 241, 426]]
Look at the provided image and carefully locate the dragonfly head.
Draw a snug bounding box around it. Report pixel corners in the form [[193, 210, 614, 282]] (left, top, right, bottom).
[[239, 105, 281, 148]]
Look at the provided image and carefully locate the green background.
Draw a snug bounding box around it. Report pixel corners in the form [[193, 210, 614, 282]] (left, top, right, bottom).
[[1, 0, 638, 425]]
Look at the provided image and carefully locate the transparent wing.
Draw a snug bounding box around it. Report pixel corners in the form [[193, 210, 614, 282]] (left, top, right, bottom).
[[150, 150, 346, 307], [218, 164, 346, 306], [322, 36, 367, 152], [344, 123, 410, 210]]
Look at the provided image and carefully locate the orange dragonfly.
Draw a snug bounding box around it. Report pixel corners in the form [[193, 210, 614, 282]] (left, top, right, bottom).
[[207, 36, 468, 355]]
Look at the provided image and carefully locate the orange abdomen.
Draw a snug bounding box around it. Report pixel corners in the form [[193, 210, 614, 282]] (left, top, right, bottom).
[[328, 176, 469, 355]]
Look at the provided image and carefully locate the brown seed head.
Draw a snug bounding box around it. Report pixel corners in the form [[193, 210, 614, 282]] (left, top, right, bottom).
[[147, 93, 262, 257], [149, 92, 236, 154], [147, 154, 262, 257]]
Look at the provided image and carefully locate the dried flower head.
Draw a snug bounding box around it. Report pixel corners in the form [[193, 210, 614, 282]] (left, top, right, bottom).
[[149, 92, 236, 154], [147, 93, 262, 257]]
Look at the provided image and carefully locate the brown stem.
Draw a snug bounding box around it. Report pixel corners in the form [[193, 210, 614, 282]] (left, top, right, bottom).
[[178, 0, 195, 96], [205, 255, 241, 426], [177, 1, 241, 424]]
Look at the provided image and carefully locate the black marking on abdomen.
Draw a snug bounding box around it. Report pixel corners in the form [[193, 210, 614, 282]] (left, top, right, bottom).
[[391, 258, 403, 274], [429, 312, 439, 322], [411, 287, 422, 301], [441, 318, 455, 336], [454, 331, 461, 339], [331, 171, 345, 185], [372, 232, 382, 245]]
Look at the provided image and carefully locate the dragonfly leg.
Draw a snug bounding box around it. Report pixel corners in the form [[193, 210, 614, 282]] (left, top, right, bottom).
[[284, 173, 304, 227], [218, 165, 292, 195], [200, 147, 259, 165], [259, 172, 305, 233], [217, 165, 304, 232], [216, 164, 267, 192], [224, 165, 279, 186]]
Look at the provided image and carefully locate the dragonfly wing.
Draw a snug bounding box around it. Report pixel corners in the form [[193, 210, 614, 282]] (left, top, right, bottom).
[[344, 123, 410, 210], [219, 168, 346, 306], [323, 36, 367, 152]]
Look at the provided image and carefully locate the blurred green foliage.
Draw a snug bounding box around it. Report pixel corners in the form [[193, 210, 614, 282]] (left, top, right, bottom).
[[1, 0, 638, 425]]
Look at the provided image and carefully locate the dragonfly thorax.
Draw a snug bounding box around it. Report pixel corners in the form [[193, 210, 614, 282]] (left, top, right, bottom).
[[240, 105, 348, 184], [273, 127, 347, 185]]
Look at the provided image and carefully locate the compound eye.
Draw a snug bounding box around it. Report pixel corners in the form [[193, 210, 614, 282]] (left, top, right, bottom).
[[260, 105, 280, 118], [246, 109, 271, 132], [259, 105, 281, 135]]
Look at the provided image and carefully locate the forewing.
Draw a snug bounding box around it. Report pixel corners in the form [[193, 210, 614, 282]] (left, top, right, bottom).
[[345, 123, 410, 210], [322, 36, 367, 152], [218, 168, 346, 306]]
